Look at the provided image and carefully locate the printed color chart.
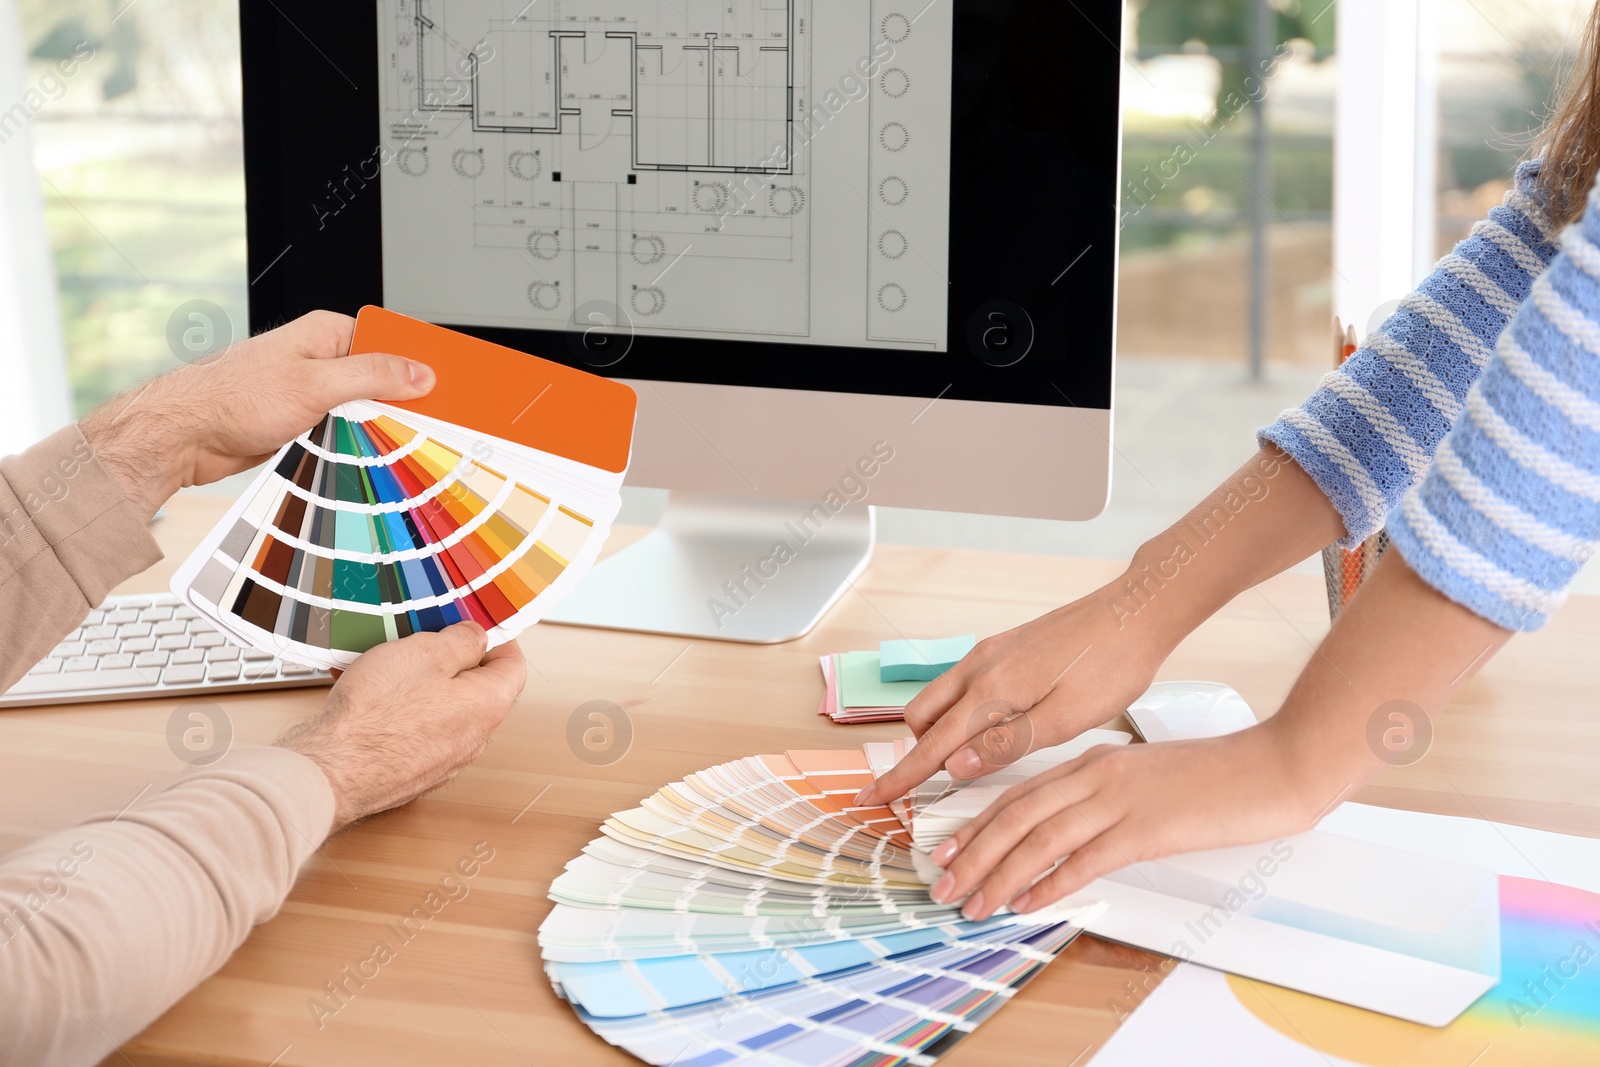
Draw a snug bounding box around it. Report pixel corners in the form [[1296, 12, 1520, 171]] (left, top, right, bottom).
[[1225, 876, 1600, 1065], [172, 308, 637, 670]]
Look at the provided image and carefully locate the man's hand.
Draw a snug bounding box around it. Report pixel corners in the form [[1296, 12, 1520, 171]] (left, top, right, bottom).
[[278, 622, 527, 830], [80, 311, 436, 518], [926, 724, 1327, 921]]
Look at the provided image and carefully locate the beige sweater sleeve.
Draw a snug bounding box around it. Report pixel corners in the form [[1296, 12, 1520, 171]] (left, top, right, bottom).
[[0, 429, 337, 1065], [0, 747, 335, 1066], [0, 423, 162, 689]]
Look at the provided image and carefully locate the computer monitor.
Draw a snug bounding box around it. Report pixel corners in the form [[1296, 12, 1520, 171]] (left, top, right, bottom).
[[241, 0, 1122, 642]]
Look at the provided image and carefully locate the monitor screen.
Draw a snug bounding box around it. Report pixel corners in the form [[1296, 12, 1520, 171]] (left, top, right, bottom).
[[378, 2, 954, 354], [242, 0, 1121, 408]]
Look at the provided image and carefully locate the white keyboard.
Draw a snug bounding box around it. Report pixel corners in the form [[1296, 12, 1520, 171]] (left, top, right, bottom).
[[0, 593, 331, 708]]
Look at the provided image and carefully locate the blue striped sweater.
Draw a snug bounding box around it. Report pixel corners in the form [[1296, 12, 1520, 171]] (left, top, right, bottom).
[[1262, 160, 1600, 631]]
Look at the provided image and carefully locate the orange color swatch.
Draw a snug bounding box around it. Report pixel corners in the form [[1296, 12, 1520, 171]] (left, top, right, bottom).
[[350, 306, 638, 474]]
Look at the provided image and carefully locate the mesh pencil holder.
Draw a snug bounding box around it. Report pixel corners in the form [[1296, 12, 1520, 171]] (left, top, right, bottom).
[[1321, 529, 1391, 622]]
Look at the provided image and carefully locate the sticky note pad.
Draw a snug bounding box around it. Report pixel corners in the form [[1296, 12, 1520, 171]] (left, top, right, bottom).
[[879, 635, 976, 682], [839, 651, 928, 709]]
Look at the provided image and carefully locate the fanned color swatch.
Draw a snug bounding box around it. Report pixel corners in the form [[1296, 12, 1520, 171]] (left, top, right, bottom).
[[540, 744, 1105, 1066], [172, 308, 637, 670]]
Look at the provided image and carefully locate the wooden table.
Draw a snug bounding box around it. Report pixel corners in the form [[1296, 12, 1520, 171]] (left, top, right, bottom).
[[0, 493, 1594, 1066]]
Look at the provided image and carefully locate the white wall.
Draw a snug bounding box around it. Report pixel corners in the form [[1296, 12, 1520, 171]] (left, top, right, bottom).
[[0, 0, 72, 455], [1334, 0, 1441, 331]]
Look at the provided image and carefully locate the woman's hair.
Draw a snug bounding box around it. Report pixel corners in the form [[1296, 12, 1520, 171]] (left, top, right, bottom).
[[1540, 2, 1600, 229]]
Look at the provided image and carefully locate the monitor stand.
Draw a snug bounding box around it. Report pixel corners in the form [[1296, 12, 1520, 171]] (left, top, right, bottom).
[[545, 492, 875, 644]]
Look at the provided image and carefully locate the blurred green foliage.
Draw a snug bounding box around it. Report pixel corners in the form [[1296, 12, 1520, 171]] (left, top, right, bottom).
[[45, 152, 247, 415], [1135, 0, 1336, 107], [1121, 130, 1334, 253]]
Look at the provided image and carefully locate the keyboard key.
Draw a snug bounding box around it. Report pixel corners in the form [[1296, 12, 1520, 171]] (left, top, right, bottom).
[[152, 621, 187, 637], [242, 661, 278, 680], [134, 651, 169, 670], [280, 662, 319, 677], [4, 667, 166, 696], [122, 637, 157, 654], [161, 664, 207, 685], [207, 662, 242, 682], [171, 606, 201, 622], [139, 606, 174, 622], [64, 656, 97, 673], [27, 658, 63, 676], [192, 634, 226, 649], [116, 623, 152, 640], [55, 641, 85, 658], [206, 646, 239, 663], [157, 635, 190, 652], [118, 597, 152, 610], [104, 610, 139, 625], [99, 654, 134, 670], [84, 609, 106, 626], [241, 647, 275, 662], [83, 625, 117, 641], [170, 649, 206, 665], [86, 640, 119, 656]]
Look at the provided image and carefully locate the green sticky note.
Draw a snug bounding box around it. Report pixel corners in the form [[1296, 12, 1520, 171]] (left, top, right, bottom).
[[839, 651, 928, 709], [879, 634, 976, 682]]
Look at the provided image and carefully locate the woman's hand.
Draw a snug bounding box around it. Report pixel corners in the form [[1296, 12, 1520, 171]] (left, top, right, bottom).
[[857, 447, 1342, 810], [927, 723, 1329, 920], [856, 585, 1183, 807]]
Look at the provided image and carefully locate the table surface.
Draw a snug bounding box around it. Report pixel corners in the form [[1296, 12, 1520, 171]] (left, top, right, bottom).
[[0, 493, 1594, 1067]]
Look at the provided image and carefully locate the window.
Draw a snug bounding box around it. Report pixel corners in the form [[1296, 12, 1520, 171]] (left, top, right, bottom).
[[21, 0, 245, 417]]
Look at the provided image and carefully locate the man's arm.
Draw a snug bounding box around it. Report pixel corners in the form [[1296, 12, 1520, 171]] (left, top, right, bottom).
[[0, 311, 434, 691], [0, 617, 526, 1067], [0, 426, 162, 690], [0, 748, 336, 1065], [0, 313, 528, 1066]]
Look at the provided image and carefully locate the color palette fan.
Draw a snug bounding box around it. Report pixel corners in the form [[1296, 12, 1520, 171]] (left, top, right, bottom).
[[539, 743, 1104, 1066], [171, 307, 637, 670]]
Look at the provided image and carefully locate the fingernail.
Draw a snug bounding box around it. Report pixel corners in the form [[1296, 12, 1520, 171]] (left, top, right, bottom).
[[947, 748, 981, 779], [854, 785, 878, 806], [961, 890, 986, 921], [931, 873, 955, 903], [1011, 892, 1033, 913], [930, 838, 961, 866], [408, 360, 436, 390]]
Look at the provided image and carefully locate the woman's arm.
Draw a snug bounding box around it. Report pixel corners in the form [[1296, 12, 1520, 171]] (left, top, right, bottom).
[[861, 165, 1559, 805], [931, 172, 1600, 919], [860, 445, 1344, 802], [930, 550, 1510, 920]]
